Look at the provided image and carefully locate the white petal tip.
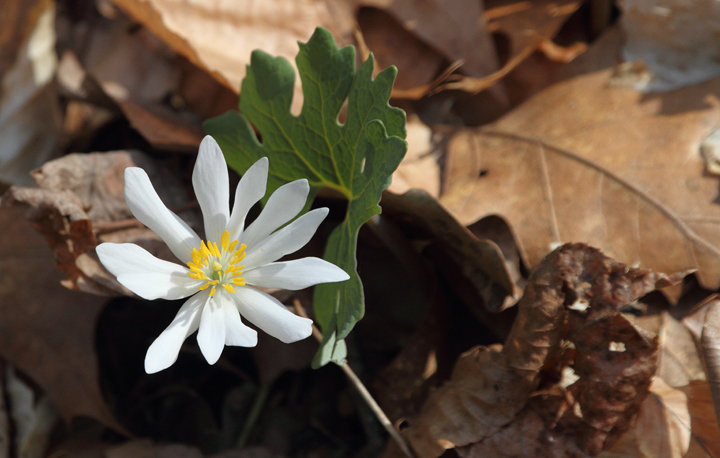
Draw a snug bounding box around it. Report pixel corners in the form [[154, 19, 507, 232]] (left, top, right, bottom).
[[202, 349, 222, 365], [279, 317, 314, 344], [124, 167, 145, 179], [144, 350, 175, 374], [200, 135, 219, 148]]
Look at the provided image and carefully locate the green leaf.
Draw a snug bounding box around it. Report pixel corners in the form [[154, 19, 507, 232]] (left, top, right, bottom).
[[204, 27, 407, 367]]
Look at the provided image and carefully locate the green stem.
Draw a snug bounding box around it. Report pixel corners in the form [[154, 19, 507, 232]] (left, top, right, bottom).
[[236, 383, 271, 448]]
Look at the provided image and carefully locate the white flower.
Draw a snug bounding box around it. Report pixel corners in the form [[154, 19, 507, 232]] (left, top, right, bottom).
[[96, 136, 349, 373]]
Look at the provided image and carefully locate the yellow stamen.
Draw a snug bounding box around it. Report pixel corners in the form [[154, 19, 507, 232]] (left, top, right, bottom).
[[209, 286, 216, 297], [212, 260, 223, 272], [200, 241, 211, 258], [191, 249, 203, 265], [233, 252, 246, 263], [221, 231, 230, 250], [212, 242, 221, 258], [198, 283, 209, 290], [232, 265, 245, 275], [232, 277, 245, 286], [223, 284, 235, 293], [229, 240, 238, 252], [208, 280, 218, 285], [188, 264, 204, 274]]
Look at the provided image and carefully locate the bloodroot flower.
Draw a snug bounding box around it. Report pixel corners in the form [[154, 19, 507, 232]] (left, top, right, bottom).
[[96, 136, 349, 373]]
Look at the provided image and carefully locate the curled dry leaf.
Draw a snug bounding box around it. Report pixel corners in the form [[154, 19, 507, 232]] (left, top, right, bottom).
[[2, 150, 197, 295], [396, 244, 684, 458], [56, 11, 205, 151], [440, 0, 582, 94], [441, 27, 720, 301], [361, 0, 500, 100], [381, 189, 518, 312]]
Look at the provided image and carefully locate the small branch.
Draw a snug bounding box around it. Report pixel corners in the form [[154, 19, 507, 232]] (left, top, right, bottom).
[[293, 299, 415, 458]]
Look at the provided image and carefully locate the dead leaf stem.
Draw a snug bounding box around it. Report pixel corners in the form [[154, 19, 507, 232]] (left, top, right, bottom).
[[293, 299, 415, 458]]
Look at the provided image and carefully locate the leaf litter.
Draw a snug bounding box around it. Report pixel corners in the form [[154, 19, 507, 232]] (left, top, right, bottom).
[[4, 1, 720, 457]]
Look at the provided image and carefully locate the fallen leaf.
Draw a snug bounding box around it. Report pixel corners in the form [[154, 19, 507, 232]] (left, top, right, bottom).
[[0, 367, 8, 458], [441, 0, 582, 93], [0, 206, 124, 432], [57, 11, 205, 151], [109, 0, 355, 113], [362, 0, 499, 79], [356, 7, 445, 92], [381, 189, 518, 312], [440, 26, 720, 299], [629, 312, 707, 388], [0, 0, 61, 185], [619, 0, 720, 91], [680, 381, 720, 457], [396, 244, 681, 458], [701, 301, 720, 432], [3, 150, 199, 295], [387, 116, 440, 197], [599, 377, 691, 458]]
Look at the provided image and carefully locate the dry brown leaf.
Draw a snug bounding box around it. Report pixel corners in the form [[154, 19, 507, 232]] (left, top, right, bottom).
[[357, 7, 445, 93], [363, 0, 498, 78], [440, 0, 582, 94], [57, 11, 205, 152], [395, 244, 681, 458], [0, 206, 125, 433], [460, 311, 660, 458], [620, 0, 720, 92], [701, 301, 720, 435], [440, 27, 720, 300], [381, 189, 518, 312], [109, 0, 355, 113], [600, 377, 691, 458], [3, 150, 198, 295], [629, 312, 707, 388], [680, 381, 720, 457], [387, 116, 439, 197], [0, 0, 61, 185]]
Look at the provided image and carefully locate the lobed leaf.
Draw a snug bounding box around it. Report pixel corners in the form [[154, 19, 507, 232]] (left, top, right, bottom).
[[204, 27, 407, 366]]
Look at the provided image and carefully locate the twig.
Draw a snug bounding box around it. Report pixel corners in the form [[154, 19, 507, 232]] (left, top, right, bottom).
[[293, 299, 415, 458]]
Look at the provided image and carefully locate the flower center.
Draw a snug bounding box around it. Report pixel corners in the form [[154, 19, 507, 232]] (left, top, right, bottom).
[[187, 230, 246, 297]]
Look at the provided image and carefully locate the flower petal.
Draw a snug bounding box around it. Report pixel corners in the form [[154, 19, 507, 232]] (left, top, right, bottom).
[[96, 243, 202, 300], [241, 179, 309, 248], [243, 208, 328, 269], [232, 287, 313, 343], [144, 290, 207, 374], [244, 257, 349, 290], [197, 292, 226, 364], [124, 167, 200, 264], [227, 157, 268, 242], [193, 136, 230, 244], [223, 298, 258, 347]]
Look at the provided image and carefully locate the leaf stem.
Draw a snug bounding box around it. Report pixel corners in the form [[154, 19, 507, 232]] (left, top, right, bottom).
[[293, 299, 415, 458], [236, 383, 270, 448]]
